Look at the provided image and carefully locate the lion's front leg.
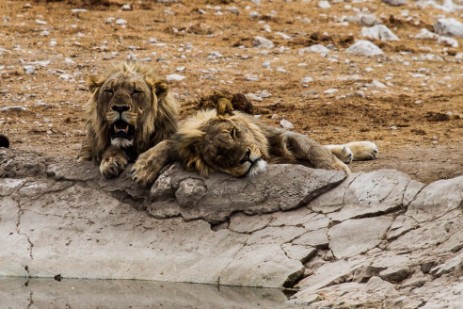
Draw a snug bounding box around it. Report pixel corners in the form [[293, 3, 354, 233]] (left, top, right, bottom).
[[77, 133, 94, 162], [284, 132, 350, 174], [100, 146, 128, 179], [131, 140, 172, 187]]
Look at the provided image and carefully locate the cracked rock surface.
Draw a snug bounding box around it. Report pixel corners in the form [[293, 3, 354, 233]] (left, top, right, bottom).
[[3, 149, 463, 307]]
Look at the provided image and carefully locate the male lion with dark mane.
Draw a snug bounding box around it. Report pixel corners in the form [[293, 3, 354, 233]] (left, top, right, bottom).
[[78, 62, 178, 178], [131, 98, 377, 186]]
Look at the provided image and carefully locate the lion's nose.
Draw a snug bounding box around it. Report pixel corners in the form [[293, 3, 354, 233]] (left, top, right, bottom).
[[111, 105, 130, 113]]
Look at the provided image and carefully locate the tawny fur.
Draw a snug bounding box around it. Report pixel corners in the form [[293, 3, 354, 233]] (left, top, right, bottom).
[[78, 62, 178, 178], [132, 99, 378, 186]]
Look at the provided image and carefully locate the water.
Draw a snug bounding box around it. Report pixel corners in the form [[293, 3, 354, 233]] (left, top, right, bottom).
[[0, 277, 303, 309]]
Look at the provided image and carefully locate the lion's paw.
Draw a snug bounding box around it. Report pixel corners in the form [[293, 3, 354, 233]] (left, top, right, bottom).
[[100, 154, 128, 179], [345, 141, 378, 161], [130, 159, 161, 187], [326, 145, 354, 164]]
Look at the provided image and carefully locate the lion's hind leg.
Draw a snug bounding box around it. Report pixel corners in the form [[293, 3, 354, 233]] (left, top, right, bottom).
[[131, 140, 172, 187], [281, 131, 351, 174], [345, 141, 378, 161]]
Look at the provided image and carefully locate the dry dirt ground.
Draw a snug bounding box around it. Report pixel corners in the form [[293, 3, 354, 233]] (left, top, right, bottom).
[[1, 0, 463, 183]]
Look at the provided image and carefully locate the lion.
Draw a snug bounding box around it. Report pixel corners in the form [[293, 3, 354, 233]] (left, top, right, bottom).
[[77, 62, 179, 178], [131, 98, 377, 186]]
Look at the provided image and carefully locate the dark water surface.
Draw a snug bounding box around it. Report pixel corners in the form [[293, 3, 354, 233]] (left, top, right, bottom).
[[0, 277, 305, 308]]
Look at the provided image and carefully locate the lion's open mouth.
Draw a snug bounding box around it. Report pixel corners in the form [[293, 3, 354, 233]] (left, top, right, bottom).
[[110, 120, 135, 145]]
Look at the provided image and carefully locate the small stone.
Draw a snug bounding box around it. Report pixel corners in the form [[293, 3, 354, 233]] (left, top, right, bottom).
[[64, 58, 75, 66], [346, 40, 383, 57], [245, 74, 259, 81], [301, 76, 314, 87], [434, 18, 463, 38], [299, 44, 330, 55], [23, 65, 35, 75], [319, 0, 331, 9], [166, 74, 186, 81], [253, 36, 274, 49], [361, 25, 399, 41], [115, 19, 127, 26], [121, 3, 132, 11], [280, 119, 294, 129]]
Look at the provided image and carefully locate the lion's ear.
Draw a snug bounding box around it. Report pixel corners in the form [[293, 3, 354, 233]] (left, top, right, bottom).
[[155, 80, 169, 100], [146, 78, 169, 100], [87, 75, 105, 93], [216, 98, 234, 116]]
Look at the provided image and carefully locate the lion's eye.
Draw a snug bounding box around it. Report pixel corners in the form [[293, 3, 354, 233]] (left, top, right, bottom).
[[104, 89, 113, 96], [132, 89, 143, 97]]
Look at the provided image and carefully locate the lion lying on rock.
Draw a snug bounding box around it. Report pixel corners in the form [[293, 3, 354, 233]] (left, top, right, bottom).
[[131, 98, 377, 186], [77, 62, 178, 178]]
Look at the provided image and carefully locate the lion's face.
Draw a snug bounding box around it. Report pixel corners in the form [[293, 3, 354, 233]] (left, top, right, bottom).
[[95, 71, 154, 148], [198, 118, 268, 177]]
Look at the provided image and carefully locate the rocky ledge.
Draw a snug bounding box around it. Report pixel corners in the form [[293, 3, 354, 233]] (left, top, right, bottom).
[[1, 148, 463, 308]]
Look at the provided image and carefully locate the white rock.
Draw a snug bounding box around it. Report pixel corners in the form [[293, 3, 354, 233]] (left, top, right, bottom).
[[434, 18, 463, 38], [71, 8, 87, 14], [280, 119, 294, 129], [245, 74, 259, 81], [253, 36, 274, 49], [324, 88, 338, 95], [115, 19, 127, 26], [438, 36, 459, 48], [276, 67, 287, 73], [0, 106, 28, 112], [262, 61, 271, 68], [64, 58, 75, 65], [361, 25, 399, 41], [366, 80, 387, 89], [121, 4, 132, 11], [415, 28, 438, 40], [166, 74, 186, 81], [359, 13, 378, 26], [319, 0, 331, 9], [275, 32, 291, 40], [23, 65, 35, 75], [207, 51, 223, 60], [49, 39, 57, 47], [35, 19, 47, 25], [301, 76, 314, 87], [346, 40, 384, 57], [298, 44, 330, 55]]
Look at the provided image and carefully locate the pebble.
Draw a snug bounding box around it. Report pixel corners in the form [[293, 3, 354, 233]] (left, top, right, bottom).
[[116, 19, 127, 26], [275, 32, 291, 40], [319, 0, 331, 9], [301, 76, 314, 87], [207, 51, 223, 60], [253, 36, 274, 49], [280, 119, 294, 129], [299, 44, 330, 55], [245, 74, 259, 81], [324, 88, 338, 95], [0, 106, 29, 112], [23, 65, 35, 75], [262, 61, 271, 68], [121, 3, 132, 11], [166, 74, 186, 81], [64, 58, 75, 65], [434, 18, 463, 38], [361, 25, 399, 41], [346, 40, 384, 57]]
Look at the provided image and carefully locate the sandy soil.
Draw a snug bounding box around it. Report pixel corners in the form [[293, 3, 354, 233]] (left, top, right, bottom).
[[1, 0, 463, 183]]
